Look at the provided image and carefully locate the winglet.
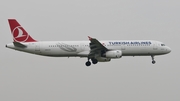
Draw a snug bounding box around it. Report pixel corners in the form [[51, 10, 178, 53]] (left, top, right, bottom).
[[88, 36, 92, 40]]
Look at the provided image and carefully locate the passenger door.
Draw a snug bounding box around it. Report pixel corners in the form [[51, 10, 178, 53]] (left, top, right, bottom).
[[35, 43, 40, 52], [153, 43, 157, 50]]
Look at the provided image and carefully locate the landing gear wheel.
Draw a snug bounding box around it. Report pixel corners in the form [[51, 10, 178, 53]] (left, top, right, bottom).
[[152, 60, 156, 64], [91, 59, 98, 64], [85, 61, 91, 66]]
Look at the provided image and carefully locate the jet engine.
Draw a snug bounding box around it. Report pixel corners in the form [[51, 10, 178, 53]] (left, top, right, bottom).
[[96, 57, 111, 62], [103, 50, 122, 58]]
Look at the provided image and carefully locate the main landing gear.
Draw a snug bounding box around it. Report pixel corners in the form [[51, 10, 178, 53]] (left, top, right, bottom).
[[85, 58, 98, 66], [151, 55, 156, 64]]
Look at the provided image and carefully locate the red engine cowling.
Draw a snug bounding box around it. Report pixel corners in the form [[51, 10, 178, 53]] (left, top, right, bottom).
[[104, 50, 122, 58]]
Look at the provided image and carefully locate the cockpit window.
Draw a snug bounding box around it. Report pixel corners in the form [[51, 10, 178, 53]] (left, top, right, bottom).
[[161, 44, 165, 46]]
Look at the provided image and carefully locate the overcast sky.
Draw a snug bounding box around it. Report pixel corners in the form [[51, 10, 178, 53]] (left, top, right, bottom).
[[0, 0, 180, 101]]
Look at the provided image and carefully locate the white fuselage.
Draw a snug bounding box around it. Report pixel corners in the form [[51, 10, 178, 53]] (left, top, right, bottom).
[[6, 19, 171, 66], [6, 40, 171, 58]]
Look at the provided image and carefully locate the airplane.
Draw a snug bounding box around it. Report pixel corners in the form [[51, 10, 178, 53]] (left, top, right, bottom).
[[6, 19, 171, 66]]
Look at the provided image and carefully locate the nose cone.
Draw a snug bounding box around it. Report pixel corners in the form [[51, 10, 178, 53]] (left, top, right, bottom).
[[166, 47, 171, 53]]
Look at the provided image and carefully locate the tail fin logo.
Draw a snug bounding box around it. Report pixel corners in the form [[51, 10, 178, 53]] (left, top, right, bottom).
[[13, 26, 29, 42]]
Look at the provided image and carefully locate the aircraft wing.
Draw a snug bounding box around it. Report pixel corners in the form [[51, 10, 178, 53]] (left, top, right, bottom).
[[88, 36, 108, 57]]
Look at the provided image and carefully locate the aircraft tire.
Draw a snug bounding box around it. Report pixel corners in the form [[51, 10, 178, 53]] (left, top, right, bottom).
[[86, 61, 91, 66], [92, 59, 98, 64]]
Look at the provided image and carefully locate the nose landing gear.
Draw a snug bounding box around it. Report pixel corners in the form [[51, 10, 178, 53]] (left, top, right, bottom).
[[151, 55, 156, 64]]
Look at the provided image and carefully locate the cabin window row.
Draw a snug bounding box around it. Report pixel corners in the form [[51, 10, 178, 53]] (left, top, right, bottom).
[[49, 45, 79, 47]]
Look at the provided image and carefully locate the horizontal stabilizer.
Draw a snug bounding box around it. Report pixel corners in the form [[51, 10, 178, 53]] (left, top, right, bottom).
[[13, 42, 27, 48]]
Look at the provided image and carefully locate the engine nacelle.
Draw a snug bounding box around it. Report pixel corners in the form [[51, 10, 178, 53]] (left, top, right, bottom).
[[104, 50, 122, 58], [96, 57, 111, 62]]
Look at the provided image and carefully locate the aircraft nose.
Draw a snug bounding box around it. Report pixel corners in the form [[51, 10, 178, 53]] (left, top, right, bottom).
[[166, 47, 171, 53]]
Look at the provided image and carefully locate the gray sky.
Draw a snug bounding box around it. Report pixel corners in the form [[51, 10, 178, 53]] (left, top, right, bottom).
[[0, 0, 179, 101]]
